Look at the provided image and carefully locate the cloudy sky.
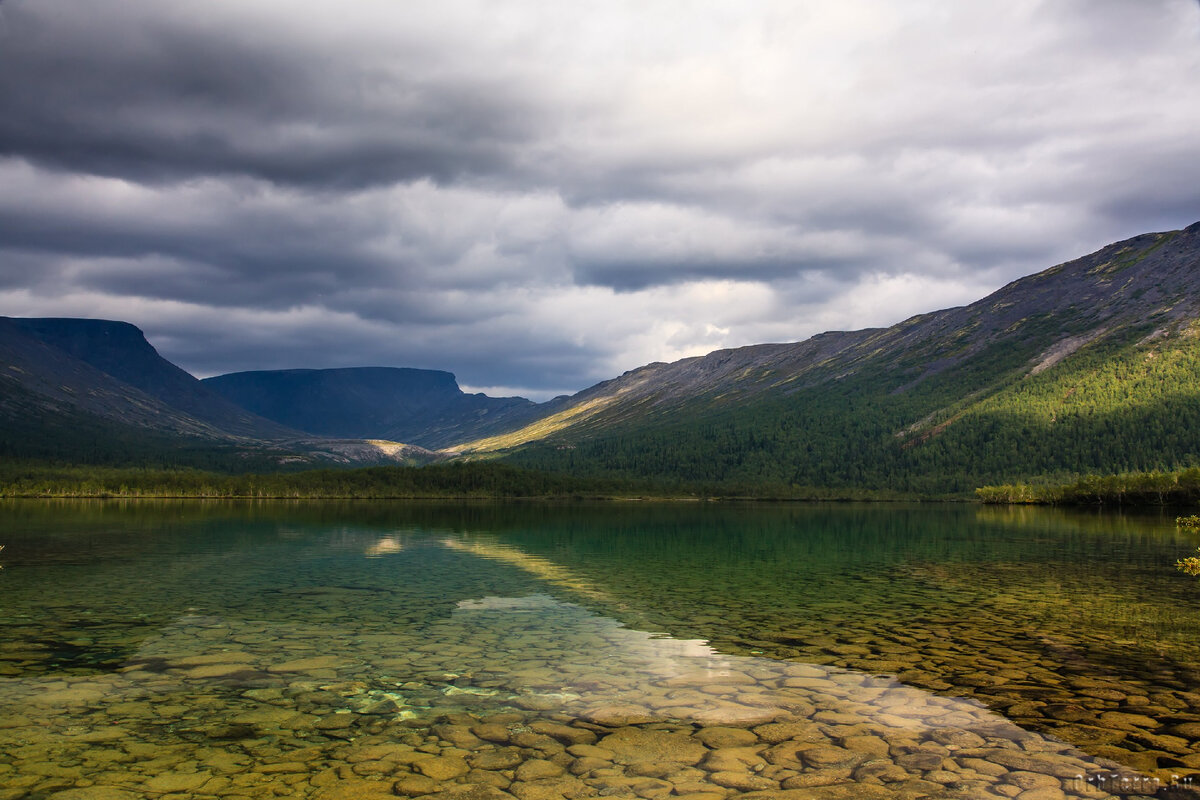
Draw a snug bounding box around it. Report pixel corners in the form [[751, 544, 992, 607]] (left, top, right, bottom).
[[2, 0, 1198, 400]]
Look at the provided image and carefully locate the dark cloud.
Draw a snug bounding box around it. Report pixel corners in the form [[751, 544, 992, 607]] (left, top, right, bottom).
[[0, 2, 540, 188], [0, 0, 1198, 398]]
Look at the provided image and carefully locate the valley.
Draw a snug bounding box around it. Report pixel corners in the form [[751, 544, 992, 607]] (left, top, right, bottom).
[[3, 222, 1199, 497]]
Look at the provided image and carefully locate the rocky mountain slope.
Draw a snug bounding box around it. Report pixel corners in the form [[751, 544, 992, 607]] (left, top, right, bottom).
[[203, 367, 541, 450], [460, 222, 1200, 492], [8, 318, 296, 440], [0, 318, 437, 467]]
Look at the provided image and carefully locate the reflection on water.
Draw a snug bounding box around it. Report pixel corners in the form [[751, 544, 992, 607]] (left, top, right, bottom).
[[0, 500, 1198, 799], [442, 537, 618, 607], [365, 535, 406, 558]]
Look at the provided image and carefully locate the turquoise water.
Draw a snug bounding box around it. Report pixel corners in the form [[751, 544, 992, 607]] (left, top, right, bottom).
[[1, 501, 1199, 799]]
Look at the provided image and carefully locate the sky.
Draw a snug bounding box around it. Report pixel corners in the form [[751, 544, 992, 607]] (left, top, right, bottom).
[[1, 1, 1199, 401]]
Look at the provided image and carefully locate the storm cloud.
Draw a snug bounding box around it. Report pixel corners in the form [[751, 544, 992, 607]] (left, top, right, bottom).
[[2, 0, 1198, 399]]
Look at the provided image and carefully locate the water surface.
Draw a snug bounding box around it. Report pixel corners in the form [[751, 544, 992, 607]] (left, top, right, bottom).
[[2, 501, 1199, 799]]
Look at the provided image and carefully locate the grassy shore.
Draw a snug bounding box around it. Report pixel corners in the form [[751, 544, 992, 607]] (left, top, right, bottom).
[[0, 461, 915, 501], [976, 467, 1200, 506]]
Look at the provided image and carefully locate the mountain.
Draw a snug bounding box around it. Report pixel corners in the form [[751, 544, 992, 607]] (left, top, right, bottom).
[[202, 367, 542, 450], [1, 317, 237, 463], [0, 318, 437, 468], [455, 222, 1200, 494], [8, 318, 296, 440]]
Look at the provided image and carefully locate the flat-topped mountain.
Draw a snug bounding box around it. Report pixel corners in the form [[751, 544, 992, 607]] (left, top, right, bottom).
[[203, 367, 541, 450]]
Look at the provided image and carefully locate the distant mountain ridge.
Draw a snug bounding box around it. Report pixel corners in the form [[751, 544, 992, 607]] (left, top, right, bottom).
[[202, 367, 541, 450]]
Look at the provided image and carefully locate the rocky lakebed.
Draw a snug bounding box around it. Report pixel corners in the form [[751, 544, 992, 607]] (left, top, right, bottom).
[[2, 502, 1199, 799]]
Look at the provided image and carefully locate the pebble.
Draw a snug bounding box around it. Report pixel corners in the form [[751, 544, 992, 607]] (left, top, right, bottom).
[[393, 774, 442, 796], [268, 656, 344, 673], [415, 756, 471, 781], [513, 759, 564, 781], [142, 771, 211, 793], [598, 729, 707, 766], [694, 726, 759, 748], [48, 790, 138, 800]]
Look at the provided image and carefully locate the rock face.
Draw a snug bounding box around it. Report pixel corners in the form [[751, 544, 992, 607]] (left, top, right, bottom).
[[203, 367, 542, 450]]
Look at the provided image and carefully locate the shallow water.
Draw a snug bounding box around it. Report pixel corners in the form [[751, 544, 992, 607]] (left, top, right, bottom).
[[1, 500, 1199, 799]]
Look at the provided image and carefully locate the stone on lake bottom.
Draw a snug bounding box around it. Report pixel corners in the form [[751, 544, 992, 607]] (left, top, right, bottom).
[[48, 790, 139, 800], [598, 728, 707, 766], [312, 780, 402, 800], [743, 785, 903, 799], [693, 726, 759, 748], [422, 786, 517, 800], [514, 759, 565, 781], [393, 774, 442, 796], [142, 771, 211, 793], [415, 756, 470, 781], [267, 656, 344, 673]]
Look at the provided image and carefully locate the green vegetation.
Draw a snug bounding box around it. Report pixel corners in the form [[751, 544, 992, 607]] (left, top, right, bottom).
[[7, 228, 1200, 502], [975, 468, 1200, 506], [1177, 514, 1200, 579], [0, 462, 639, 499], [509, 321, 1200, 495], [0, 461, 911, 500], [9, 315, 1200, 502]]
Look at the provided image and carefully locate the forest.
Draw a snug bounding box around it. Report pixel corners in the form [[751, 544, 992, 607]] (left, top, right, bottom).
[[976, 468, 1200, 506], [510, 321, 1200, 495], [0, 462, 647, 499], [0, 460, 914, 500]]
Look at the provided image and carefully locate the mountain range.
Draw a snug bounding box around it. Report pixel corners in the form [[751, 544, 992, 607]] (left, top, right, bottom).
[[2, 220, 1199, 491]]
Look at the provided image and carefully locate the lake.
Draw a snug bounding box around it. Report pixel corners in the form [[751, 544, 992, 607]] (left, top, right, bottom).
[[1, 500, 1199, 800]]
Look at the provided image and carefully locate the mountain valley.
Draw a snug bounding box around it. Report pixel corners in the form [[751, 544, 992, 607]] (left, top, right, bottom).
[[3, 221, 1199, 494]]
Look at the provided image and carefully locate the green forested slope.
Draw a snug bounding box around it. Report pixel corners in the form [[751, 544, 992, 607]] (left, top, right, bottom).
[[500, 224, 1200, 494], [511, 324, 1200, 494]]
